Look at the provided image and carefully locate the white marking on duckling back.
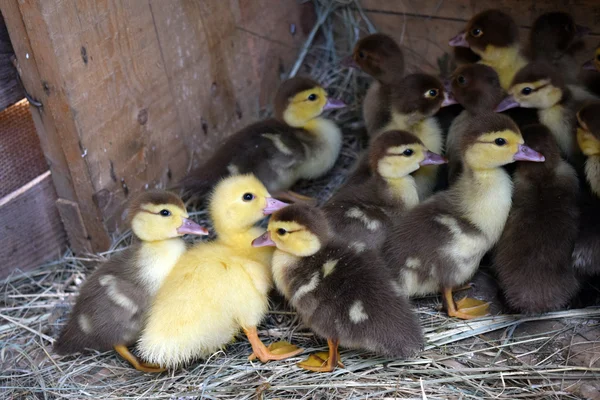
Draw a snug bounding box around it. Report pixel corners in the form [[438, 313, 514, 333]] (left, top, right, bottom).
[[346, 207, 381, 231], [322, 259, 338, 277], [349, 300, 368, 323], [78, 314, 92, 334], [390, 281, 404, 297], [227, 164, 240, 175], [261, 133, 294, 155], [99, 275, 139, 314], [405, 257, 421, 269], [291, 272, 320, 304], [350, 241, 366, 253]]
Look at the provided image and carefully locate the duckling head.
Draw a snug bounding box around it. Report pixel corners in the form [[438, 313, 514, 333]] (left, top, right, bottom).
[[370, 130, 447, 179], [450, 64, 509, 112], [252, 204, 329, 257], [508, 62, 566, 109], [530, 12, 589, 57], [274, 77, 346, 128], [342, 33, 404, 84], [576, 103, 600, 156], [582, 43, 600, 71], [461, 113, 545, 170], [449, 10, 519, 57], [209, 174, 288, 233], [392, 73, 447, 118], [128, 191, 209, 242]]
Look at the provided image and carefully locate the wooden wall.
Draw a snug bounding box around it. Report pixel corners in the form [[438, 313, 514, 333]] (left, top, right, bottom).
[[1, 0, 312, 254], [361, 0, 600, 76]]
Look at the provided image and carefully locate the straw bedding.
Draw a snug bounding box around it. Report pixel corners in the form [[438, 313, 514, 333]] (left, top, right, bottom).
[[2, 1, 599, 398]]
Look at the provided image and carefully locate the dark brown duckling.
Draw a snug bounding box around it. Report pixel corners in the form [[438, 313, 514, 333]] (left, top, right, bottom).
[[449, 9, 528, 91], [382, 114, 545, 320], [493, 124, 580, 314], [180, 77, 345, 204], [53, 191, 209, 372], [323, 130, 446, 252], [252, 205, 424, 372]]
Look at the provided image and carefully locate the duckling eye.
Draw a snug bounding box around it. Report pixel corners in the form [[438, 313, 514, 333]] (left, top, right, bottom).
[[358, 51, 365, 59], [470, 28, 483, 37], [242, 193, 254, 202], [159, 209, 171, 217], [425, 89, 439, 98], [277, 228, 287, 236], [495, 138, 507, 146], [308, 94, 318, 101], [521, 87, 532, 95], [403, 149, 414, 156], [457, 75, 467, 85]]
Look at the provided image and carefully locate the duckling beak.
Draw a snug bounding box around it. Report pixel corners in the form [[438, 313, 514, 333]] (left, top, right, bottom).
[[514, 144, 545, 162], [323, 98, 347, 111], [341, 55, 358, 69], [177, 218, 209, 236], [263, 197, 289, 215], [449, 32, 469, 48], [252, 231, 276, 247], [420, 151, 447, 166], [575, 24, 591, 38], [582, 59, 596, 71], [441, 91, 457, 107], [495, 96, 520, 112]]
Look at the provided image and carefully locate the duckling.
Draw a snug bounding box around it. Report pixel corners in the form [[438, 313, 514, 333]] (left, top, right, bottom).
[[180, 77, 345, 204], [529, 12, 590, 84], [493, 124, 580, 314], [382, 114, 545, 319], [322, 130, 446, 252], [137, 175, 301, 369], [53, 191, 209, 373], [572, 103, 600, 277], [252, 205, 424, 372], [580, 43, 600, 98], [449, 9, 528, 91]]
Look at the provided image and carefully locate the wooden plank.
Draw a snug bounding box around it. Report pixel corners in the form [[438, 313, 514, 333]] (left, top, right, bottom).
[[0, 172, 67, 279], [0, 13, 25, 112], [55, 198, 93, 255]]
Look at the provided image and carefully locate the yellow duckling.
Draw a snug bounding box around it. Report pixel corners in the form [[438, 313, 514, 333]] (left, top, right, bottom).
[[137, 175, 302, 369], [54, 191, 209, 373]]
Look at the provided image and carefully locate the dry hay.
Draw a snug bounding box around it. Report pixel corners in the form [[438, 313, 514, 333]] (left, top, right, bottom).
[[2, 0, 600, 399]]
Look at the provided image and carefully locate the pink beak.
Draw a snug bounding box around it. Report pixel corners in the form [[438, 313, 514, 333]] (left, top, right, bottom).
[[252, 231, 276, 247], [449, 32, 469, 48], [495, 96, 520, 112], [323, 98, 347, 111], [514, 144, 545, 162], [420, 151, 447, 166], [263, 197, 289, 215], [177, 218, 209, 236], [441, 91, 458, 107], [341, 54, 359, 69], [582, 59, 596, 71]]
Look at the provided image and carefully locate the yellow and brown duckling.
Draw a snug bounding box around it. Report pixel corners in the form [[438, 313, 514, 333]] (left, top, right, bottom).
[[572, 103, 600, 277], [137, 175, 301, 369], [449, 9, 528, 91], [323, 130, 446, 252], [382, 114, 545, 320], [54, 191, 209, 373], [180, 77, 345, 204], [252, 205, 424, 373], [529, 12, 590, 84], [493, 124, 580, 314]]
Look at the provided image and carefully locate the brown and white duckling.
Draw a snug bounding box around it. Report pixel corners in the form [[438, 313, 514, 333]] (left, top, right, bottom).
[[54, 191, 209, 372], [382, 114, 545, 319], [323, 130, 446, 252], [572, 103, 600, 277], [449, 9, 528, 91], [252, 205, 424, 373], [493, 124, 580, 314], [529, 12, 590, 84], [180, 77, 345, 204]]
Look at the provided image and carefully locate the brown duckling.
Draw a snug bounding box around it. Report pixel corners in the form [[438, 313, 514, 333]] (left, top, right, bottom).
[[53, 191, 209, 372], [180, 77, 345, 204], [382, 114, 545, 320], [449, 9, 528, 91], [252, 205, 424, 372], [572, 103, 600, 277], [323, 130, 446, 252], [493, 124, 580, 314], [529, 12, 590, 84]]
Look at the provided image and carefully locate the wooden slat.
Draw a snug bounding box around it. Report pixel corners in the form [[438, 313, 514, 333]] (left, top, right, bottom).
[[0, 172, 67, 279]]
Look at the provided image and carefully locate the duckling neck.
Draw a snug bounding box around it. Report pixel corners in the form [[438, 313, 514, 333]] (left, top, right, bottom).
[[455, 167, 513, 242], [136, 238, 187, 295], [385, 114, 443, 154], [271, 249, 301, 300], [298, 117, 342, 179], [216, 225, 273, 263], [381, 175, 419, 209], [585, 155, 600, 197], [478, 45, 527, 90], [538, 104, 574, 157]]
